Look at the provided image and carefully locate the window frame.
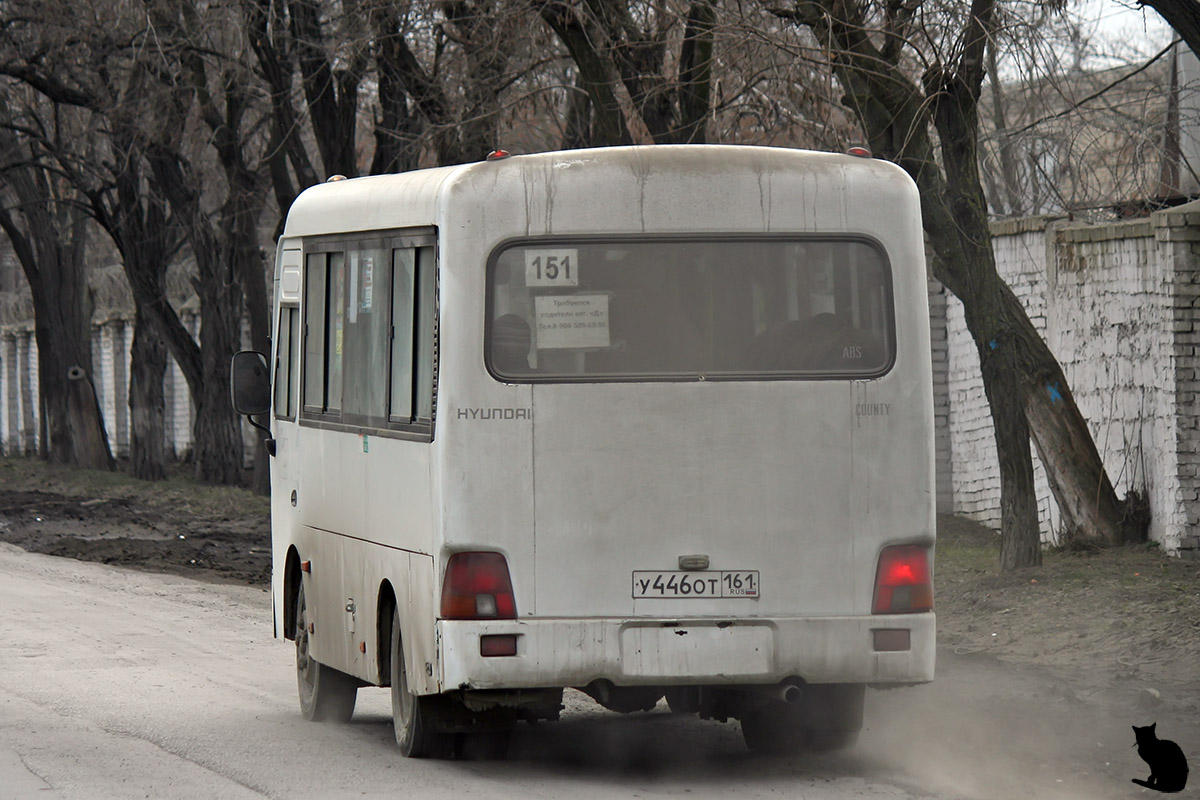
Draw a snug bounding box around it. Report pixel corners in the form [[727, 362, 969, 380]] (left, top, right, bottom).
[[484, 233, 898, 384], [299, 227, 439, 442], [273, 304, 300, 421]]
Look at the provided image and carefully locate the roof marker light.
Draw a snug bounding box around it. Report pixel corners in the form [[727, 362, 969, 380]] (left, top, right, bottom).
[[847, 146, 872, 158], [326, 174, 348, 182], [486, 149, 512, 161]]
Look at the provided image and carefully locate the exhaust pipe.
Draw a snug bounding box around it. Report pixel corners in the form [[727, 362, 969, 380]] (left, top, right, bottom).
[[777, 683, 802, 704]]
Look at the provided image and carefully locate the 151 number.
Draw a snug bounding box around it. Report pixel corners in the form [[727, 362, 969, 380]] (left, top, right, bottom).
[[530, 254, 571, 281], [525, 249, 579, 286]]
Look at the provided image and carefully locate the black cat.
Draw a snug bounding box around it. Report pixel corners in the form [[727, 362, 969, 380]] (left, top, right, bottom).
[[1132, 723, 1189, 793]]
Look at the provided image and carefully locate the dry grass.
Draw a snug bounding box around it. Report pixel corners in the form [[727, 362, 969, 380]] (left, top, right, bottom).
[[936, 514, 1200, 684], [0, 457, 268, 523]]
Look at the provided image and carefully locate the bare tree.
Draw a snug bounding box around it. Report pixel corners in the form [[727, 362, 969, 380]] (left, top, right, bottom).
[[978, 6, 1176, 218], [0, 0, 261, 483], [88, 125, 184, 481], [0, 90, 114, 471], [531, 0, 717, 145], [139, 0, 275, 486], [768, 0, 1145, 567]]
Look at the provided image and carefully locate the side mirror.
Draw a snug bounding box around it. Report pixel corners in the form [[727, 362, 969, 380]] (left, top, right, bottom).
[[230, 351, 271, 416]]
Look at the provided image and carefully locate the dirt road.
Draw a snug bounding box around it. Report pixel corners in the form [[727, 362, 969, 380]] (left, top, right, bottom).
[[0, 541, 1192, 800]]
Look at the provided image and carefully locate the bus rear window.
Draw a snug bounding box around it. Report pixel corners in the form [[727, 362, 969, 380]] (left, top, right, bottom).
[[486, 237, 894, 381]]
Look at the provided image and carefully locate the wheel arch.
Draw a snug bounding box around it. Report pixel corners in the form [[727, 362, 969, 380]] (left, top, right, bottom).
[[377, 580, 398, 687], [283, 545, 302, 641]]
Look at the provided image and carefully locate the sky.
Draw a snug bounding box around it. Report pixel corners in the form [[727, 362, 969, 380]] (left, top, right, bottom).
[[988, 1, 1178, 84], [1084, 0, 1175, 63]]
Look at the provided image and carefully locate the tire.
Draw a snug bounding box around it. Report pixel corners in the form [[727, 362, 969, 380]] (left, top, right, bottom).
[[590, 686, 664, 713], [741, 684, 864, 756], [665, 687, 701, 714], [740, 708, 808, 755], [390, 607, 449, 758], [295, 582, 358, 723]]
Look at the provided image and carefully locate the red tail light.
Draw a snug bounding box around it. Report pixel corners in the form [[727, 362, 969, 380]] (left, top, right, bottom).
[[440, 552, 517, 620], [872, 545, 933, 614]]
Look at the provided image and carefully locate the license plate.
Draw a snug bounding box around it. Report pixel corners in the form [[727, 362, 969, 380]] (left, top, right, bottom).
[[632, 571, 760, 599]]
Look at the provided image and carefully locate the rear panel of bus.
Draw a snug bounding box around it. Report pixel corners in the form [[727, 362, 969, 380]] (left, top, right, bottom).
[[432, 147, 934, 692]]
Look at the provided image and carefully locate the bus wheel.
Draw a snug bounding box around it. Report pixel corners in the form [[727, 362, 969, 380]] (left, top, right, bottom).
[[741, 684, 863, 755], [802, 684, 863, 752], [665, 687, 701, 714], [740, 708, 807, 755], [390, 608, 448, 758], [295, 582, 358, 723]]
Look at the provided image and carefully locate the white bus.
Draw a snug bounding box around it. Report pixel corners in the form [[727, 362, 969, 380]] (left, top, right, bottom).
[[232, 144, 935, 758]]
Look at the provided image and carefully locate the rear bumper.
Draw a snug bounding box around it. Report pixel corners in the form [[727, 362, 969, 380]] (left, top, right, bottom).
[[437, 614, 935, 691]]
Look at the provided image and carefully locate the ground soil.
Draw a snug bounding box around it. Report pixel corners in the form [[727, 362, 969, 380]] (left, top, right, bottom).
[[0, 457, 271, 585], [935, 515, 1200, 689]]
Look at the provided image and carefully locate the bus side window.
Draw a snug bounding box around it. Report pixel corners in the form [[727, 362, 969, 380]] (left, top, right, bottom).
[[302, 251, 346, 414], [274, 306, 299, 419], [414, 246, 437, 422], [302, 253, 327, 413], [325, 253, 345, 413], [390, 249, 416, 422], [339, 246, 390, 427]]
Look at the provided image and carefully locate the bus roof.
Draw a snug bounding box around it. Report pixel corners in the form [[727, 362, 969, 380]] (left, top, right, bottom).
[[281, 145, 917, 240]]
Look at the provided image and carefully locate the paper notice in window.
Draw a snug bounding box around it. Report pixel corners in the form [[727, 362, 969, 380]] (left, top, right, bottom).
[[534, 294, 610, 349]]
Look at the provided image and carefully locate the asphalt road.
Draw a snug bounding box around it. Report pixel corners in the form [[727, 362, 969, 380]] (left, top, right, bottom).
[[0, 542, 1168, 799]]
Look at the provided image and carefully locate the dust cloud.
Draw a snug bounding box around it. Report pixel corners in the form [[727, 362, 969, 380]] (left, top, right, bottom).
[[356, 677, 1147, 798], [859, 654, 1155, 800]]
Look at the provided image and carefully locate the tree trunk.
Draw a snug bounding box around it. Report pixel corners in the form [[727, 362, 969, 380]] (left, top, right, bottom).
[[1003, 287, 1143, 544], [92, 123, 183, 481], [561, 68, 594, 149], [940, 244, 1044, 567], [193, 269, 245, 486], [128, 310, 168, 481], [34, 316, 114, 471], [0, 165, 113, 471], [984, 37, 1024, 216], [370, 6, 423, 176], [32, 264, 113, 471], [534, 0, 634, 147], [288, 0, 365, 177], [236, 209, 271, 496], [677, 0, 716, 144], [979, 338, 1043, 569]]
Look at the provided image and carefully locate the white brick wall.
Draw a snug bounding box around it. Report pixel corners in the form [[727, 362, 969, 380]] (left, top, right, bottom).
[[941, 204, 1200, 553], [929, 273, 953, 512], [0, 317, 198, 460]]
